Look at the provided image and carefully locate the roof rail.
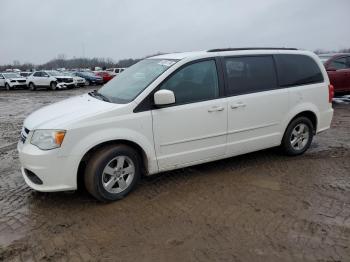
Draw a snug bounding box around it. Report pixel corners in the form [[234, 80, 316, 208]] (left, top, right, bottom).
[[207, 47, 298, 52]]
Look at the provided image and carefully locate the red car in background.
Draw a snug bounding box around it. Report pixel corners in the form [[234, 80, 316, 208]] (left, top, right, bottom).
[[319, 53, 350, 94], [95, 71, 115, 83]]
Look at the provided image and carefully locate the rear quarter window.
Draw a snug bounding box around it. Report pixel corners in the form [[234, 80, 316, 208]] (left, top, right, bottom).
[[274, 54, 324, 87]]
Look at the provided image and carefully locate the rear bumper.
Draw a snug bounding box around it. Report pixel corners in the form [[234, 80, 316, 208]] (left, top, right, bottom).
[[317, 107, 334, 133]]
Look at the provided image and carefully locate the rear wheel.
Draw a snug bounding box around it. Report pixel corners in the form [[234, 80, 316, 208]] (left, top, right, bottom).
[[29, 82, 36, 91], [281, 116, 314, 156], [85, 145, 141, 202]]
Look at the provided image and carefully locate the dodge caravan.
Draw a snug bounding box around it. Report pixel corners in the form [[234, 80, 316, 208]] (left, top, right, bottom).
[[17, 48, 334, 201]]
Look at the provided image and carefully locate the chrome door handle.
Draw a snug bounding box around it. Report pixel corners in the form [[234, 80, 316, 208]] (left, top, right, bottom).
[[208, 106, 224, 112], [231, 103, 246, 109]]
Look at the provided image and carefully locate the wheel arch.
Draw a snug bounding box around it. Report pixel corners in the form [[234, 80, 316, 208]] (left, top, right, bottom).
[[77, 139, 149, 190], [283, 110, 318, 141], [289, 110, 317, 133]]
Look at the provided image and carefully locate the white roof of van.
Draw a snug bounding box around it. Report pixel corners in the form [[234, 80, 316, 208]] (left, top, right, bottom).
[[149, 48, 306, 60]]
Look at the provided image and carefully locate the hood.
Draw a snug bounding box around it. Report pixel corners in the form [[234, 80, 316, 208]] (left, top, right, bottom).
[[24, 93, 118, 130], [9, 78, 25, 81]]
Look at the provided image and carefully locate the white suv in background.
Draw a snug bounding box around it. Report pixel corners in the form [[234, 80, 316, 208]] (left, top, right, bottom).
[[26, 70, 75, 90], [0, 72, 27, 90], [18, 48, 333, 201]]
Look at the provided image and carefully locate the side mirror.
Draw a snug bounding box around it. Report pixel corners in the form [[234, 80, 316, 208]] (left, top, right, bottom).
[[326, 67, 337, 72], [154, 89, 175, 106]]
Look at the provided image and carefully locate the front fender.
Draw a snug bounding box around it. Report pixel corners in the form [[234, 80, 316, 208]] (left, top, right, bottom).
[[63, 127, 158, 175]]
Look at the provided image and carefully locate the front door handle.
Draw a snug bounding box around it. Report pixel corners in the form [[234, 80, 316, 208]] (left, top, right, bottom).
[[231, 103, 246, 109], [208, 106, 225, 112]]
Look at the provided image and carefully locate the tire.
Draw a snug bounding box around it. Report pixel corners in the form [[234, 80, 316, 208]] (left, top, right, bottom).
[[86, 80, 91, 86], [50, 81, 57, 91], [281, 116, 314, 156], [84, 144, 141, 202], [29, 82, 36, 91], [5, 83, 11, 91]]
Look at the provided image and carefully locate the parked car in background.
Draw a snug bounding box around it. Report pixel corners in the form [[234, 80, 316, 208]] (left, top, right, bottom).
[[17, 48, 333, 201], [106, 67, 125, 76], [0, 72, 27, 90], [74, 71, 103, 85], [95, 71, 115, 83], [319, 53, 350, 94], [20, 72, 32, 78], [26, 70, 75, 91], [63, 72, 86, 87]]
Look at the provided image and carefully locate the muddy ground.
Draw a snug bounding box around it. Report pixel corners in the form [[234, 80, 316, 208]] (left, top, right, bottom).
[[0, 87, 349, 262]]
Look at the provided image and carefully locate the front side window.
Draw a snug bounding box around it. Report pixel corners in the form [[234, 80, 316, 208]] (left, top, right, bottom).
[[99, 59, 178, 104], [224, 56, 277, 95], [329, 57, 349, 70], [33, 72, 41, 77], [160, 60, 219, 105], [275, 54, 324, 87]]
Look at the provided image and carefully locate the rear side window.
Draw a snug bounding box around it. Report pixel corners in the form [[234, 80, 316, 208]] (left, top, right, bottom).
[[224, 56, 277, 95], [160, 60, 219, 105], [275, 54, 323, 87]]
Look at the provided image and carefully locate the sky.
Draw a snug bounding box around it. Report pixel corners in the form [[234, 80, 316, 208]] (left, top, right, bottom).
[[0, 0, 349, 65]]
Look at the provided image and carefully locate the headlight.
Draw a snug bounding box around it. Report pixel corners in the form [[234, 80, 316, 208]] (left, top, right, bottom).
[[31, 130, 66, 150]]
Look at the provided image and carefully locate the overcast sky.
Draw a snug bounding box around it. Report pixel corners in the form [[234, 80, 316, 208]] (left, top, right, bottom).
[[0, 0, 349, 65]]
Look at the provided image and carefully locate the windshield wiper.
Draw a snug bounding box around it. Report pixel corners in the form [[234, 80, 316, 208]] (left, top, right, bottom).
[[89, 90, 111, 102]]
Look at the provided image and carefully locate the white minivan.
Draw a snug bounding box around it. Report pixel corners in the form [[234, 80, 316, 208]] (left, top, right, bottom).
[[18, 48, 334, 201]]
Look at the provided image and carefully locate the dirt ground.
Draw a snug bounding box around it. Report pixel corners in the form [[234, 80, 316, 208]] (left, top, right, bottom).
[[0, 87, 349, 262]]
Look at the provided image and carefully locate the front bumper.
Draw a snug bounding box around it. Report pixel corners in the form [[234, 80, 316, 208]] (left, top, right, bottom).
[[17, 140, 79, 192], [10, 82, 27, 88], [76, 81, 86, 87], [57, 82, 75, 89]]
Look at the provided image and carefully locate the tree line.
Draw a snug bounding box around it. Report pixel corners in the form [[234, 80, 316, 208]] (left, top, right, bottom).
[[0, 57, 142, 72], [1, 49, 349, 72]]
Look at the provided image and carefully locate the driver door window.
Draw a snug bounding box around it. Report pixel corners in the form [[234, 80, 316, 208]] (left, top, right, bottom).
[[160, 60, 219, 105]]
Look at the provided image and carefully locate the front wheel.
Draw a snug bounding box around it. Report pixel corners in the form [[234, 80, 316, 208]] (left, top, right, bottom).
[[85, 145, 141, 202], [29, 82, 36, 91], [5, 83, 11, 91], [50, 81, 57, 91], [281, 116, 314, 156]]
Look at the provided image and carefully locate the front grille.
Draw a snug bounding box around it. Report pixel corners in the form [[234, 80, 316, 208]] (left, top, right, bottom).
[[63, 78, 73, 83], [17, 80, 26, 83]]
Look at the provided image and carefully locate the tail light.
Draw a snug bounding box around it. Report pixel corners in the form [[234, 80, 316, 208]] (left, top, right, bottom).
[[328, 84, 334, 103]]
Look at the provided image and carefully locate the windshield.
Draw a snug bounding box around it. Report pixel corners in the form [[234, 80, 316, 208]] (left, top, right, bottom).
[[3, 73, 21, 79], [98, 59, 178, 103], [47, 71, 61, 77]]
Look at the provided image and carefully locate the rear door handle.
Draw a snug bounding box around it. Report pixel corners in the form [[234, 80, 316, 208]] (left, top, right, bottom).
[[231, 103, 246, 109], [208, 106, 224, 112]]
